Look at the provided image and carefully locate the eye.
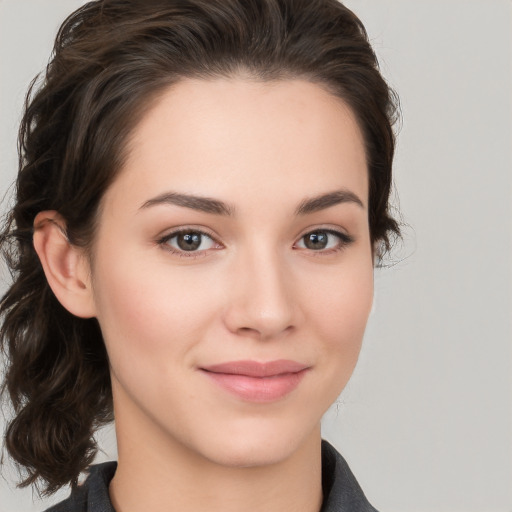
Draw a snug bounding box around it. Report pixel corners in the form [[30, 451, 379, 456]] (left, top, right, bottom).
[[295, 229, 353, 252], [159, 229, 219, 254]]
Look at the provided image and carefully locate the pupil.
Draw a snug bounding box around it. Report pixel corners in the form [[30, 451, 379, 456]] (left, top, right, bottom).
[[305, 232, 328, 250], [177, 232, 201, 251]]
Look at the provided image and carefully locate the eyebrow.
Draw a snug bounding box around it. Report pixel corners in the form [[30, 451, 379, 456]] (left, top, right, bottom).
[[295, 189, 364, 215], [140, 192, 235, 216], [139, 188, 364, 216]]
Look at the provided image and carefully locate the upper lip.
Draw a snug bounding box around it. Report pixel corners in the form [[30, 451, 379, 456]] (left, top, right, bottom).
[[200, 360, 309, 377]]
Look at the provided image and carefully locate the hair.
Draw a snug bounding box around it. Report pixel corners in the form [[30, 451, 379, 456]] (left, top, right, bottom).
[[0, 0, 400, 495]]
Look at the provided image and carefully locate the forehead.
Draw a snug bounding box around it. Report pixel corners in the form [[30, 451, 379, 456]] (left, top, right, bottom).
[[108, 77, 368, 212]]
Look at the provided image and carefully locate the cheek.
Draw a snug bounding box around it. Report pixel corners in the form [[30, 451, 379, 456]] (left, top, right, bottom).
[[91, 250, 222, 368], [303, 254, 374, 368]]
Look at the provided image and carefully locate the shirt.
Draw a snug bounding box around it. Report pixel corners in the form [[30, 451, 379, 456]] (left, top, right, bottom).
[[44, 440, 378, 511]]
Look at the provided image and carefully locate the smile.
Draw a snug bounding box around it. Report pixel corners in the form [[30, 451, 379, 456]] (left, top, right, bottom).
[[200, 360, 310, 403]]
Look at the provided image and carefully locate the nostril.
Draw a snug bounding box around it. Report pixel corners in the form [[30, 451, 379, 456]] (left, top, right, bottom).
[[236, 326, 263, 337], [235, 323, 295, 341]]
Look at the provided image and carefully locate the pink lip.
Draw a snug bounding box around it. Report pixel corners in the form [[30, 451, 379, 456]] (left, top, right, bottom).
[[200, 360, 310, 403]]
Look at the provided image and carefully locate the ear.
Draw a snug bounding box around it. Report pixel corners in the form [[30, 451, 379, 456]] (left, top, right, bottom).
[[33, 211, 96, 318]]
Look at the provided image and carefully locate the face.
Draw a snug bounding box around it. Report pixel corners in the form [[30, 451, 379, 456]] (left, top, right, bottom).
[[87, 78, 373, 467]]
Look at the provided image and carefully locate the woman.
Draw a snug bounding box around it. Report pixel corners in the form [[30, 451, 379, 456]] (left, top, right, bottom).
[[0, 0, 400, 510]]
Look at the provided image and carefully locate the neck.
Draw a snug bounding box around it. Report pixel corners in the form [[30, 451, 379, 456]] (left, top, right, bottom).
[[109, 397, 323, 512]]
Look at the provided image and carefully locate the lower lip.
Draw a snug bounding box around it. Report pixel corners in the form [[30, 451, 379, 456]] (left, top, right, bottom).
[[201, 369, 308, 403]]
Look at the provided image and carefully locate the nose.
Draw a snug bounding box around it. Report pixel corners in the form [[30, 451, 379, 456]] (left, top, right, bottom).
[[222, 249, 301, 340]]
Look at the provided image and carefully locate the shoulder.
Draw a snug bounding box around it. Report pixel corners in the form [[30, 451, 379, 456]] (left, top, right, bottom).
[[42, 462, 117, 512], [321, 440, 379, 512]]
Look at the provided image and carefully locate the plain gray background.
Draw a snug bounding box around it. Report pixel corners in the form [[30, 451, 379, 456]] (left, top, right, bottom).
[[1, 0, 511, 511]]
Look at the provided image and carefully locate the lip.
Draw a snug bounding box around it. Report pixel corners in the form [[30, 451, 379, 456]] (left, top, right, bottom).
[[200, 360, 310, 403]]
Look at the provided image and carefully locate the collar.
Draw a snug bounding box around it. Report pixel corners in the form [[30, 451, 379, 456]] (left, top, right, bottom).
[[45, 441, 378, 511]]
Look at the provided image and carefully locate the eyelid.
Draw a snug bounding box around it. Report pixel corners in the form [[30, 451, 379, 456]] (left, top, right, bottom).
[[156, 226, 224, 257], [293, 226, 354, 252], [157, 225, 219, 240], [295, 224, 353, 241]]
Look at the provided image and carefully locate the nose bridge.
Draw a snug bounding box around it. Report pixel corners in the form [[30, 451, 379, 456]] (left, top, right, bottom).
[[224, 242, 297, 339]]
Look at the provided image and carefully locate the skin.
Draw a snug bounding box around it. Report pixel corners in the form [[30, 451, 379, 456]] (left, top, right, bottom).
[[34, 77, 373, 512]]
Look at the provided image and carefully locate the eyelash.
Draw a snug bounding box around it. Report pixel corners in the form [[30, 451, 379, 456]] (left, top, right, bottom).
[[157, 228, 221, 258], [294, 229, 354, 256], [157, 227, 354, 258]]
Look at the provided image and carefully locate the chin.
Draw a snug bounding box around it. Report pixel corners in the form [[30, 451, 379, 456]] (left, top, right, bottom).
[[188, 417, 320, 469], [204, 443, 296, 469]]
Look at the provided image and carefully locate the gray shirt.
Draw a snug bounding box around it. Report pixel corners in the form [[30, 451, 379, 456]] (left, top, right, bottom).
[[44, 440, 378, 511]]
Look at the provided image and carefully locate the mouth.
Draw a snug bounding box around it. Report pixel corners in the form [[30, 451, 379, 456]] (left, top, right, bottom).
[[199, 360, 310, 403]]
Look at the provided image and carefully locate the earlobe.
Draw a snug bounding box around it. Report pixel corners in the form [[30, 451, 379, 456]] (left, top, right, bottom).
[[33, 211, 96, 318]]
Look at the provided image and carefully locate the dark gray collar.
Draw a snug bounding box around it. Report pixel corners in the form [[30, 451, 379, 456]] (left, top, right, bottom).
[[45, 441, 378, 512], [320, 440, 378, 511]]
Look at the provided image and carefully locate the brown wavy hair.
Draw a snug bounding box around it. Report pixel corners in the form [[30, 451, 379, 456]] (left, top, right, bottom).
[[0, 0, 400, 495]]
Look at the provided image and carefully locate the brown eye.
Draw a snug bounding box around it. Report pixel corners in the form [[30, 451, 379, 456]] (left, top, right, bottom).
[[176, 232, 202, 251], [295, 229, 353, 252], [164, 231, 216, 252], [303, 231, 329, 250]]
